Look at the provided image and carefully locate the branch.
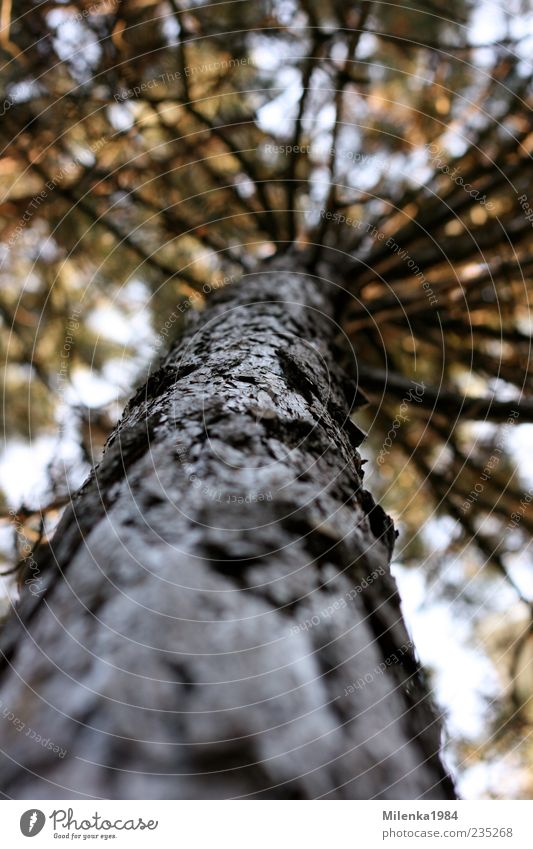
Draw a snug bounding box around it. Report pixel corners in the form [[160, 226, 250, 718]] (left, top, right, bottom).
[[357, 365, 533, 423]]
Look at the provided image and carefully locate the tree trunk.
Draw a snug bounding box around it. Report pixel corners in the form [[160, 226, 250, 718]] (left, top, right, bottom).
[[0, 258, 455, 799]]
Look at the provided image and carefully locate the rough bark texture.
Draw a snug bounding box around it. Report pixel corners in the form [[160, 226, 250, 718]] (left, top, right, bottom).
[[0, 260, 455, 799]]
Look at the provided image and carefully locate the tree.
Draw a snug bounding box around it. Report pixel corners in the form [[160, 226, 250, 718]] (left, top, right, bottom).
[[0, 258, 456, 798], [0, 0, 531, 798]]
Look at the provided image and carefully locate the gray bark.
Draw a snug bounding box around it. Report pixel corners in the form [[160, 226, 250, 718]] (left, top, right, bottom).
[[0, 259, 455, 799]]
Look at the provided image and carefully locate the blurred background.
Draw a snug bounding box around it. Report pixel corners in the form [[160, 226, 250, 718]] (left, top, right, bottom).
[[1, 0, 533, 798]]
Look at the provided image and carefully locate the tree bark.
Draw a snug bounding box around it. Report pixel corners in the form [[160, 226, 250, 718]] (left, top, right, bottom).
[[0, 258, 455, 799]]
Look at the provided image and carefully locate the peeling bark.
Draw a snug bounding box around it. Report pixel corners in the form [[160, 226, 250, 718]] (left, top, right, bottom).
[[0, 258, 455, 799]]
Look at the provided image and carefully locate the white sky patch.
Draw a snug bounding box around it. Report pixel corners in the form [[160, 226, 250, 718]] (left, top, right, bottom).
[[234, 174, 256, 199], [162, 15, 180, 43], [70, 144, 95, 168], [277, 0, 299, 27], [344, 152, 412, 192], [506, 550, 533, 600], [459, 755, 525, 800], [0, 437, 59, 508], [393, 564, 500, 741], [309, 166, 333, 205], [421, 516, 457, 551], [473, 46, 501, 69], [87, 303, 149, 347], [67, 367, 121, 408], [48, 12, 101, 80], [320, 103, 337, 134], [469, 4, 507, 45], [6, 80, 39, 103], [439, 131, 469, 158], [355, 32, 376, 59], [250, 45, 281, 73], [508, 424, 533, 486], [251, 33, 302, 73], [36, 237, 61, 264], [257, 68, 303, 136], [66, 291, 157, 406], [510, 7, 533, 42], [107, 103, 135, 132]]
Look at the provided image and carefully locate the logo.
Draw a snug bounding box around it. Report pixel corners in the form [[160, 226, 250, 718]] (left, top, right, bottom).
[[20, 809, 46, 837]]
